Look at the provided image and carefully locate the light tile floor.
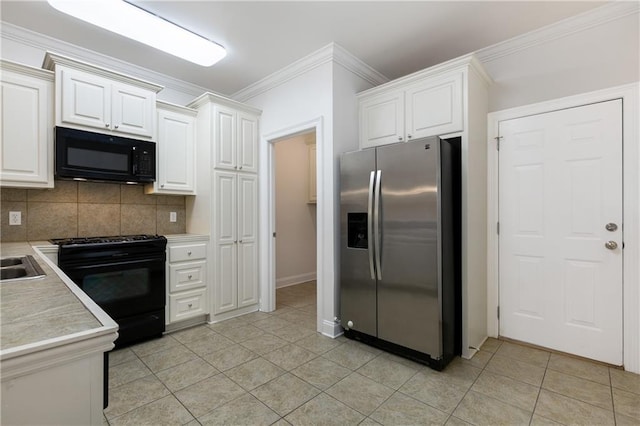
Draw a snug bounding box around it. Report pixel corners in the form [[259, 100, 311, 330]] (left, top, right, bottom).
[[105, 281, 640, 425]]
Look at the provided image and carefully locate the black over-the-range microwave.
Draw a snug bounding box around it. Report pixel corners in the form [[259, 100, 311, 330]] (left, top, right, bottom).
[[55, 126, 156, 184]]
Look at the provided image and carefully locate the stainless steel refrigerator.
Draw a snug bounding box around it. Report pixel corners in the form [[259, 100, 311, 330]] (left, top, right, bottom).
[[339, 136, 460, 370]]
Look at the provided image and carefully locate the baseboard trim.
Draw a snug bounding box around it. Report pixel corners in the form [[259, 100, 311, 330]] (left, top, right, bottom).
[[321, 319, 343, 338], [276, 272, 316, 288]]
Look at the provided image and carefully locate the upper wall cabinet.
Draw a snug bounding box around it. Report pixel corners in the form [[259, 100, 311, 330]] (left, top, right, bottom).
[[145, 101, 197, 195], [213, 105, 258, 173], [0, 60, 54, 188], [43, 52, 163, 139], [359, 68, 463, 149]]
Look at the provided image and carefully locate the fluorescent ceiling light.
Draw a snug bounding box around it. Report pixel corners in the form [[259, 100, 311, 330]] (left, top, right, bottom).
[[47, 0, 226, 66]]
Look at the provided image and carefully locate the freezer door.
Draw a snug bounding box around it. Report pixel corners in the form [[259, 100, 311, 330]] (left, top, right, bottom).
[[376, 138, 442, 357], [340, 148, 377, 336]]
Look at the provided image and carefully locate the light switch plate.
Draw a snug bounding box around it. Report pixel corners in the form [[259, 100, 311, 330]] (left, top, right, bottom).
[[9, 211, 21, 226], [169, 211, 177, 223]]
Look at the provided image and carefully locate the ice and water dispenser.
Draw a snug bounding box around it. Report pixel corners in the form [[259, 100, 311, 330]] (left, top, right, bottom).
[[347, 213, 368, 249]]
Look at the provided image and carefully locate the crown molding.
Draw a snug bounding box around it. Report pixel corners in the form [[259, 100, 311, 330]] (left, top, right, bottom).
[[188, 91, 262, 115], [1, 21, 210, 99], [357, 53, 490, 99], [43, 51, 163, 92], [0, 58, 54, 81], [232, 42, 388, 103], [476, 1, 639, 63]]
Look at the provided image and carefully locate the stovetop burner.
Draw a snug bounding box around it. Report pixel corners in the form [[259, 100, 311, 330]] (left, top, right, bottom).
[[50, 234, 164, 246]]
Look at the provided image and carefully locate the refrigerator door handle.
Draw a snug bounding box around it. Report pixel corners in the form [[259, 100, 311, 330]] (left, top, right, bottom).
[[374, 169, 382, 280], [368, 171, 376, 280]]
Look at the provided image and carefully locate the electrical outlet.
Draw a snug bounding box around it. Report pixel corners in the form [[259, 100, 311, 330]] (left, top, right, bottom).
[[169, 211, 177, 223], [9, 211, 21, 226]]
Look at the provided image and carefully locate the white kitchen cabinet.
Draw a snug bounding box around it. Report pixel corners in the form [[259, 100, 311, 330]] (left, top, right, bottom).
[[187, 93, 261, 322], [358, 70, 463, 149], [43, 52, 162, 139], [213, 171, 258, 315], [166, 237, 209, 325], [213, 105, 258, 173], [145, 102, 196, 195], [0, 60, 54, 188], [359, 90, 405, 149]]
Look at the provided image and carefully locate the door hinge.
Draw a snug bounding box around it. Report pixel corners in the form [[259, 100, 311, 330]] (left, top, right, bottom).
[[495, 136, 503, 151], [497, 306, 500, 319], [497, 222, 500, 235]]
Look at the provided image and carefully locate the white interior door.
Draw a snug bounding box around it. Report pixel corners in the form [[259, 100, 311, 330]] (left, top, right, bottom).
[[499, 99, 622, 365]]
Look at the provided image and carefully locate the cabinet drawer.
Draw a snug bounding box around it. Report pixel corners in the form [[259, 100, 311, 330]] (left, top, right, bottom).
[[169, 288, 207, 322], [169, 243, 206, 262], [169, 261, 206, 292]]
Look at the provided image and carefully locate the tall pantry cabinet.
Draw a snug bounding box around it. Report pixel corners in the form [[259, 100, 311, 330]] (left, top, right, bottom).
[[187, 93, 261, 322]]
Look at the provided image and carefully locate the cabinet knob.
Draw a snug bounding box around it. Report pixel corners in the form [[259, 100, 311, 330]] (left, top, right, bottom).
[[105, 123, 110, 128], [239, 240, 243, 243], [239, 166, 243, 170], [398, 136, 402, 141], [160, 184, 165, 188], [188, 274, 193, 279], [407, 134, 412, 139], [187, 251, 192, 256], [114, 124, 119, 129], [234, 240, 238, 244], [188, 303, 193, 309]]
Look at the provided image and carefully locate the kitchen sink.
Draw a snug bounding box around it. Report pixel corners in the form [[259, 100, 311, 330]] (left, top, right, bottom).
[[1, 257, 23, 267], [0, 255, 46, 282]]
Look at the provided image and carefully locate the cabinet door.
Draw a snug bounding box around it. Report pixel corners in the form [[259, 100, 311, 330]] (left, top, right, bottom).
[[237, 174, 258, 307], [405, 73, 463, 140], [111, 83, 155, 138], [59, 67, 111, 130], [214, 171, 238, 314], [0, 70, 53, 188], [214, 106, 237, 170], [155, 108, 195, 193], [237, 112, 258, 173], [359, 90, 405, 149]]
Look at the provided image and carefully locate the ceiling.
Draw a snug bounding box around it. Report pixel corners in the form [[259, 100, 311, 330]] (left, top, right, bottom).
[[1, 1, 607, 97]]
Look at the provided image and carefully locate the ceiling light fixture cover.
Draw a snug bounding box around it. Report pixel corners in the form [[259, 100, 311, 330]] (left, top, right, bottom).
[[47, 0, 226, 66]]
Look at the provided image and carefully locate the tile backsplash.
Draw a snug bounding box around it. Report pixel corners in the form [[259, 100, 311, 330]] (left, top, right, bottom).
[[0, 180, 187, 242]]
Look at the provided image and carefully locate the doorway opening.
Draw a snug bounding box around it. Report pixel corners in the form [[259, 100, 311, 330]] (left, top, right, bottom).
[[273, 130, 318, 328], [261, 117, 326, 335]]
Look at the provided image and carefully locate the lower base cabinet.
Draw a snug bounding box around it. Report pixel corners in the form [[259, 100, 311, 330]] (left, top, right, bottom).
[[166, 235, 209, 325]]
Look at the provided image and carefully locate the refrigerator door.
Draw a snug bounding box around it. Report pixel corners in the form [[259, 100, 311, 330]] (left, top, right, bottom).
[[340, 149, 377, 336], [376, 138, 442, 357]]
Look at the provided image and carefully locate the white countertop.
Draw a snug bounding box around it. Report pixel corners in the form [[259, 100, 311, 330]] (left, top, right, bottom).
[[0, 242, 118, 369]]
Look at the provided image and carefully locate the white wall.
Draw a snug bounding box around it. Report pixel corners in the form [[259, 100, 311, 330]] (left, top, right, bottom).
[[275, 133, 317, 287], [241, 44, 379, 336], [481, 8, 639, 112], [242, 60, 334, 334]]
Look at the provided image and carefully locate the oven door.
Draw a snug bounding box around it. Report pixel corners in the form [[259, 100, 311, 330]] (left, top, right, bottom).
[[62, 256, 165, 319]]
